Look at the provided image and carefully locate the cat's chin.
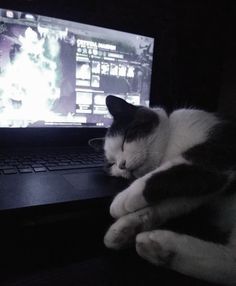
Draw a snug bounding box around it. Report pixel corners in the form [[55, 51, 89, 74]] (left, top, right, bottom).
[[119, 172, 132, 179], [109, 166, 132, 179]]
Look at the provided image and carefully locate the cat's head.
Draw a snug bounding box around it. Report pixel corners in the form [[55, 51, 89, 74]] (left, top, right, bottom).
[[104, 95, 169, 179]]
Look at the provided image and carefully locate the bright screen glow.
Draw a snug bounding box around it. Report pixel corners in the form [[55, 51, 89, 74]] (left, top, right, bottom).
[[0, 8, 154, 127]]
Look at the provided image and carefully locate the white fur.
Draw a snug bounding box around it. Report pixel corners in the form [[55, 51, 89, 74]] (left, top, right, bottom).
[[104, 135, 123, 164], [110, 177, 147, 218], [104, 135, 131, 178], [162, 109, 219, 162]]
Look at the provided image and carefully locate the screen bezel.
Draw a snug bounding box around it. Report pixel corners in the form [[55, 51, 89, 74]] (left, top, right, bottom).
[[0, 127, 107, 148]]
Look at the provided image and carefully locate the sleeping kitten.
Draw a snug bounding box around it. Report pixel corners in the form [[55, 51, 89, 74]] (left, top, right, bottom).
[[103, 95, 236, 285]]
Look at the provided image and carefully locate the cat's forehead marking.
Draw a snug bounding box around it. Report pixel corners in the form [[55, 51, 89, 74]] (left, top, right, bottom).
[[104, 135, 123, 159], [107, 108, 160, 143]]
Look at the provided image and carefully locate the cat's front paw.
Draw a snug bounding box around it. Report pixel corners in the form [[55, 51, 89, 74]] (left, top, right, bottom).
[[104, 216, 137, 249], [136, 230, 176, 267], [110, 178, 148, 218]]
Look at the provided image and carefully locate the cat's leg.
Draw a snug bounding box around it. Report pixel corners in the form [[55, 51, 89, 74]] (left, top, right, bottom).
[[110, 157, 228, 218], [136, 230, 236, 284], [104, 205, 155, 249], [104, 197, 204, 249], [109, 157, 187, 218]]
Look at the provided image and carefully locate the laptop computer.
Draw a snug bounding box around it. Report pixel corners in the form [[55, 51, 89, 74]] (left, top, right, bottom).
[[0, 8, 155, 215]]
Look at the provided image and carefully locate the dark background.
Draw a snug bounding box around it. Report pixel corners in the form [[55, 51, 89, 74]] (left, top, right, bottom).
[[0, 1, 236, 285]]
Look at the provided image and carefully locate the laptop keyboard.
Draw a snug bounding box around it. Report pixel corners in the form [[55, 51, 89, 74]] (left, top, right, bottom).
[[0, 149, 104, 175]]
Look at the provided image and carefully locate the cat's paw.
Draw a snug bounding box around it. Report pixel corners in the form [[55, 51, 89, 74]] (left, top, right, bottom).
[[104, 215, 138, 249], [136, 230, 176, 267], [104, 206, 162, 249], [110, 178, 148, 218]]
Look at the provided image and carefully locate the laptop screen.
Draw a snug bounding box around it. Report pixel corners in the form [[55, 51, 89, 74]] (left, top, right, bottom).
[[0, 8, 154, 128]]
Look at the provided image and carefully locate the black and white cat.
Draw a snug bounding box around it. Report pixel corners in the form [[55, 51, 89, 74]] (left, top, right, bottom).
[[103, 95, 236, 285]]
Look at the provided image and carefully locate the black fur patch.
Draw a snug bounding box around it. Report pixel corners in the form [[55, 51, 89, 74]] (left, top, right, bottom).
[[106, 96, 159, 141], [106, 95, 137, 119], [106, 114, 136, 137], [143, 164, 228, 202], [162, 205, 231, 244], [224, 177, 236, 196], [184, 120, 236, 172], [106, 95, 138, 137], [124, 107, 159, 142]]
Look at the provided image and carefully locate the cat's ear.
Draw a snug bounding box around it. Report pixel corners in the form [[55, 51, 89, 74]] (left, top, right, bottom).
[[88, 137, 105, 152], [106, 95, 136, 118]]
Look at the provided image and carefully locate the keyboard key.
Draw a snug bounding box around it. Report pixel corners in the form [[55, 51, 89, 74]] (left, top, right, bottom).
[[58, 162, 70, 166], [35, 160, 46, 164], [22, 161, 33, 165], [47, 163, 102, 171], [59, 159, 70, 163], [33, 167, 47, 172], [31, 164, 44, 168], [19, 168, 33, 173], [3, 169, 18, 174], [5, 159, 18, 164], [0, 165, 14, 170], [45, 163, 57, 167]]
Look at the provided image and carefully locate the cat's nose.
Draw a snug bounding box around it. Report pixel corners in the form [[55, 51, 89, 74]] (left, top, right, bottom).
[[119, 160, 126, 170]]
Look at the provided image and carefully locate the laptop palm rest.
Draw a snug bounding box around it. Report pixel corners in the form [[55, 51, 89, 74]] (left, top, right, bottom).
[[63, 171, 128, 198], [0, 170, 130, 211]]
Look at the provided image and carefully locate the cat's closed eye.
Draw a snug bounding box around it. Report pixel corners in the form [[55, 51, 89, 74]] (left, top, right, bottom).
[[106, 162, 115, 168], [103, 160, 115, 173]]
